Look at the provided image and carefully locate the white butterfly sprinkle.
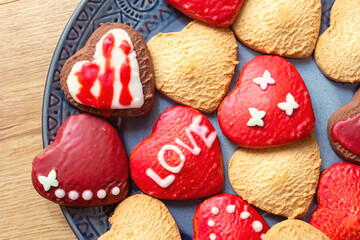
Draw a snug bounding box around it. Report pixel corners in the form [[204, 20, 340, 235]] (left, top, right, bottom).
[[277, 93, 299, 116], [252, 70, 275, 90], [37, 169, 59, 191], [247, 108, 266, 127]]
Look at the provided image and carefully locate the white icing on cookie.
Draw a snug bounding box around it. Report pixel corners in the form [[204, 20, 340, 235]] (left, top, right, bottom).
[[67, 29, 144, 109], [146, 168, 175, 188]]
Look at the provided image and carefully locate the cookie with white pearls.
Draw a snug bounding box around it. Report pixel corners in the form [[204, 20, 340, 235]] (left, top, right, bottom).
[[218, 55, 315, 148], [32, 113, 129, 207], [98, 194, 181, 240], [193, 193, 269, 240]]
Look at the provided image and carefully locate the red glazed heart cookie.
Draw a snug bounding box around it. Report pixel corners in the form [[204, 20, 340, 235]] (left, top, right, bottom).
[[193, 193, 269, 240], [166, 0, 244, 28], [60, 22, 154, 118], [32, 114, 129, 207], [310, 162, 360, 240], [328, 88, 360, 164], [218, 55, 315, 148], [130, 106, 223, 200]]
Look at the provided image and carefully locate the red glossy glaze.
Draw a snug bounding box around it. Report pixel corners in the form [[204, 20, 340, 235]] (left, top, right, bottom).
[[129, 106, 223, 200], [193, 193, 269, 240], [32, 114, 129, 207], [310, 162, 360, 240], [332, 114, 360, 155], [119, 39, 133, 106], [218, 55, 315, 148], [166, 0, 243, 28], [75, 33, 133, 116]]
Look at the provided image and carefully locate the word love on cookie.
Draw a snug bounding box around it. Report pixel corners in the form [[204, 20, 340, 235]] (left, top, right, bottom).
[[218, 55, 315, 148], [130, 106, 223, 200]]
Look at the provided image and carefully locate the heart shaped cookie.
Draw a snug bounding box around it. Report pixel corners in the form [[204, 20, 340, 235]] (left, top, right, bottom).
[[60, 22, 154, 117], [32, 114, 129, 207], [193, 193, 269, 240], [310, 162, 360, 240], [218, 55, 315, 148], [328, 88, 360, 164], [166, 0, 244, 27], [315, 0, 360, 83], [98, 194, 181, 240], [147, 21, 238, 113], [232, 0, 321, 58], [228, 136, 321, 218], [263, 220, 330, 240], [130, 105, 223, 200]]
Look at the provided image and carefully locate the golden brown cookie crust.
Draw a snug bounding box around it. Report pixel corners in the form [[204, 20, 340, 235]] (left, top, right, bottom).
[[228, 136, 321, 218], [60, 22, 155, 117], [232, 0, 321, 58], [147, 20, 238, 113], [315, 0, 360, 83], [98, 194, 181, 240], [263, 219, 330, 240]]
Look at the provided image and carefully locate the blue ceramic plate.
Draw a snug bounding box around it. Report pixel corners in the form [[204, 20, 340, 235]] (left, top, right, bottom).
[[42, 0, 358, 239]]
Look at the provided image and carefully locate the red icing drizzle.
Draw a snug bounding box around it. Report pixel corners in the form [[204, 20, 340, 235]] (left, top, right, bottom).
[[119, 40, 133, 106], [332, 113, 360, 155], [74, 32, 133, 116]]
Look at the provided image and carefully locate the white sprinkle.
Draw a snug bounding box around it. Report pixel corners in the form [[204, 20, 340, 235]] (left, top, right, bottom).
[[111, 186, 120, 195], [253, 221, 263, 232], [226, 204, 236, 214], [68, 190, 79, 200], [261, 233, 265, 239], [208, 219, 215, 227], [97, 189, 106, 199], [240, 211, 250, 219], [54, 189, 65, 198], [210, 233, 216, 240], [82, 190, 93, 201], [211, 207, 219, 215]]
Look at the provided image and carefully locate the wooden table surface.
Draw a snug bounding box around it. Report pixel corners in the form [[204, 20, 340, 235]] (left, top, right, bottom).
[[0, 0, 81, 239]]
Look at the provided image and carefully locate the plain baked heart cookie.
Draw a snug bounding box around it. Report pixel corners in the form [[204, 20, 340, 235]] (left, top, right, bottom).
[[32, 114, 129, 207], [98, 194, 181, 240], [263, 220, 330, 240], [218, 55, 315, 148], [60, 22, 154, 117], [310, 162, 360, 240], [228, 136, 321, 218], [147, 20, 238, 113], [315, 0, 360, 83], [328, 88, 360, 164], [193, 193, 269, 240], [166, 0, 244, 27], [130, 105, 223, 200], [232, 0, 321, 58]]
